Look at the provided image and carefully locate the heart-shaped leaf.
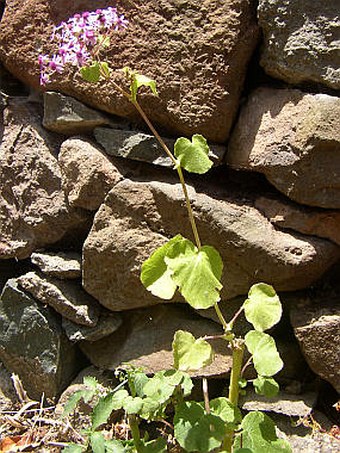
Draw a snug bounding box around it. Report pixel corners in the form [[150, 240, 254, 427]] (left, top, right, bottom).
[[233, 411, 292, 452], [253, 376, 279, 397], [174, 135, 213, 174], [173, 330, 214, 372], [174, 401, 226, 452], [165, 239, 223, 309], [80, 62, 100, 83], [243, 283, 282, 332], [140, 235, 182, 300], [245, 330, 283, 377]]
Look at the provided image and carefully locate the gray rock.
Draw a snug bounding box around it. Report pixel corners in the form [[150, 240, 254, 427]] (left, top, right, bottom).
[[31, 251, 81, 279], [83, 178, 340, 311], [290, 297, 340, 393], [17, 272, 100, 326], [0, 278, 83, 399], [62, 311, 122, 342], [0, 97, 89, 259], [255, 196, 340, 246], [258, 0, 340, 89], [43, 91, 112, 134], [240, 390, 316, 418], [94, 128, 227, 167], [227, 88, 340, 208], [0, 0, 259, 143], [80, 304, 232, 378], [58, 137, 123, 211]]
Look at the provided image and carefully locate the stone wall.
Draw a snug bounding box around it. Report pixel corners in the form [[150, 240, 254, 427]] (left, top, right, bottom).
[[0, 0, 339, 413]]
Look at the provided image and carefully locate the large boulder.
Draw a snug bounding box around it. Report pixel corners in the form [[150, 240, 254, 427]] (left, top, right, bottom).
[[58, 137, 124, 211], [82, 177, 340, 311], [80, 304, 233, 377], [0, 96, 89, 259], [227, 88, 340, 208], [0, 0, 259, 143], [0, 278, 84, 399], [258, 0, 340, 90]]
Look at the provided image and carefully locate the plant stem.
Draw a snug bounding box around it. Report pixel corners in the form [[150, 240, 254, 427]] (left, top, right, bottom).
[[202, 377, 210, 414], [128, 414, 143, 452], [132, 98, 202, 249], [110, 77, 203, 248], [176, 165, 201, 249], [222, 339, 245, 453], [214, 301, 228, 331]]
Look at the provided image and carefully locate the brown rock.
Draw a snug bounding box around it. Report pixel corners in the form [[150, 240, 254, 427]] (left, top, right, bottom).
[[258, 0, 340, 90], [58, 137, 123, 211], [83, 177, 340, 311], [0, 0, 259, 143], [43, 91, 111, 135], [31, 251, 82, 279], [255, 196, 340, 246], [80, 304, 232, 377], [290, 297, 340, 393], [227, 88, 340, 208], [17, 271, 100, 326], [0, 97, 87, 259]]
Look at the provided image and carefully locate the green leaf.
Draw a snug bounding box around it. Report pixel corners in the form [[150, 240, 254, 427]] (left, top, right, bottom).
[[83, 376, 99, 389], [173, 330, 214, 372], [209, 397, 242, 431], [243, 283, 282, 332], [61, 445, 84, 453], [100, 61, 110, 79], [123, 396, 144, 414], [174, 135, 213, 174], [98, 35, 110, 48], [91, 389, 129, 430], [90, 432, 106, 453], [105, 439, 127, 453], [130, 371, 150, 398], [62, 388, 96, 417], [174, 401, 226, 452], [92, 391, 126, 430], [139, 397, 163, 421], [253, 376, 280, 397], [233, 449, 254, 453], [125, 69, 158, 102], [165, 239, 223, 309], [80, 62, 101, 83], [140, 438, 167, 453], [140, 235, 182, 300], [245, 331, 283, 377], [233, 411, 292, 453]]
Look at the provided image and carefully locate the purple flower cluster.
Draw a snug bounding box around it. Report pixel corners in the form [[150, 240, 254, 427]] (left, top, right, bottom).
[[39, 7, 128, 85]]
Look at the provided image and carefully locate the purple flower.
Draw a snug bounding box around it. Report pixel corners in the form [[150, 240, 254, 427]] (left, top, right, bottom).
[[38, 7, 128, 85]]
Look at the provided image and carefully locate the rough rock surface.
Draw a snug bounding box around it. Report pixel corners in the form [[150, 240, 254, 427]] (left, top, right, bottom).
[[80, 304, 233, 377], [58, 137, 123, 211], [31, 251, 81, 279], [258, 0, 340, 90], [94, 128, 226, 167], [0, 97, 88, 259], [62, 311, 122, 343], [0, 0, 259, 143], [255, 196, 340, 246], [227, 88, 340, 208], [290, 297, 340, 393], [17, 272, 100, 326], [43, 91, 111, 134], [83, 177, 340, 311], [0, 278, 83, 399], [240, 390, 316, 418]]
